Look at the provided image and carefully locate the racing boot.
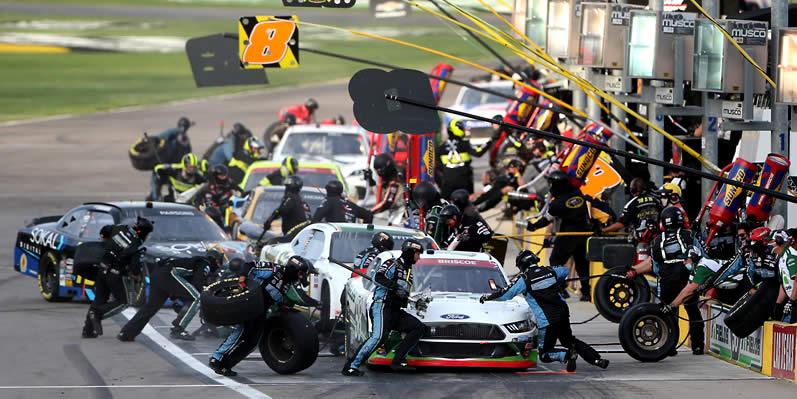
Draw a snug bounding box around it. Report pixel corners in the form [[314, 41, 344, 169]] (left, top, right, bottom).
[[89, 310, 103, 336], [82, 324, 98, 339], [390, 358, 416, 373], [117, 332, 135, 342], [170, 326, 196, 341], [565, 345, 578, 372], [209, 358, 237, 377], [341, 364, 365, 377], [594, 358, 610, 369]]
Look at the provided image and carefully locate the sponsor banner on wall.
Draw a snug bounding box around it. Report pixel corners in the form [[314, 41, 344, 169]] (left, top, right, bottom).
[[771, 324, 796, 380], [708, 304, 763, 371]]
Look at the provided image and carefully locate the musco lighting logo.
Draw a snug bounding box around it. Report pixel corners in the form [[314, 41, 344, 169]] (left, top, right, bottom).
[[611, 5, 633, 26], [730, 21, 767, 46], [661, 12, 695, 35]]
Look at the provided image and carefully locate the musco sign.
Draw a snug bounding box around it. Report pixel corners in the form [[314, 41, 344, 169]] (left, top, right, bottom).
[[661, 12, 695, 35], [730, 21, 768, 46], [610, 5, 633, 26]]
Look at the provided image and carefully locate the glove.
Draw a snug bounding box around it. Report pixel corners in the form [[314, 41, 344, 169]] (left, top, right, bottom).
[[460, 232, 471, 243], [526, 219, 546, 232], [784, 300, 794, 319], [625, 269, 637, 280], [364, 169, 376, 187], [660, 303, 673, 314], [396, 288, 409, 301], [263, 221, 272, 231], [542, 238, 554, 248], [479, 295, 489, 304]]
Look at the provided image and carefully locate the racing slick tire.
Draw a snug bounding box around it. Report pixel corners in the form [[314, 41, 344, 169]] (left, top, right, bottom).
[[200, 278, 265, 326], [129, 138, 160, 171], [38, 252, 70, 302], [262, 121, 286, 158], [316, 282, 334, 334], [594, 266, 651, 323], [230, 220, 242, 241], [618, 302, 677, 362], [725, 280, 779, 338], [259, 311, 319, 374]]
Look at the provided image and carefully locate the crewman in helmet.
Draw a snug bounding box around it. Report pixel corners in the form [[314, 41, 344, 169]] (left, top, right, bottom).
[[149, 152, 206, 202], [435, 119, 493, 199], [228, 137, 264, 187], [259, 156, 299, 187], [263, 175, 311, 236], [312, 179, 373, 224]]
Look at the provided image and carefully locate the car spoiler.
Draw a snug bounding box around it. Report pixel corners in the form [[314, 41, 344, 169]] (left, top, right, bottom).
[[27, 215, 62, 227]]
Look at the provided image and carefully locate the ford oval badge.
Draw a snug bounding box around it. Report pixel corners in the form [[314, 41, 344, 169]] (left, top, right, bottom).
[[441, 314, 470, 320]]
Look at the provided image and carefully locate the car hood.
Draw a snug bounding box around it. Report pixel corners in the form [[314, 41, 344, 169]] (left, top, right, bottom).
[[144, 240, 250, 261], [418, 292, 531, 325]]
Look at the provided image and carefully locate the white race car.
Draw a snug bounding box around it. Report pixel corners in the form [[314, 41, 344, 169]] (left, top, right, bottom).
[[342, 250, 538, 369], [442, 80, 514, 140], [270, 124, 371, 201], [259, 222, 437, 331]]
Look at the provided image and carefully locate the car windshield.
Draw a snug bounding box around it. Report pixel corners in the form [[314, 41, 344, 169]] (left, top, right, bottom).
[[460, 86, 514, 106], [244, 168, 340, 192], [413, 260, 508, 294], [282, 132, 365, 157], [329, 231, 436, 263], [123, 208, 228, 242], [249, 190, 326, 224]]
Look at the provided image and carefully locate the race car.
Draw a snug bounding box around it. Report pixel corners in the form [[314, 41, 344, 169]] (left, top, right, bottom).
[[442, 80, 514, 140], [228, 185, 327, 241], [239, 160, 355, 199], [13, 201, 249, 303], [343, 250, 537, 369], [260, 222, 437, 331], [270, 125, 370, 201]]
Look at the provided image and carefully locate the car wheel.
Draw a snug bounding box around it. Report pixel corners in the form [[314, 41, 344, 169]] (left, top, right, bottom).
[[343, 302, 357, 361], [230, 220, 242, 241], [200, 278, 265, 325], [38, 252, 70, 302], [594, 266, 651, 323], [316, 282, 333, 334], [128, 138, 159, 171], [725, 280, 779, 338], [618, 303, 677, 362], [259, 312, 319, 374]]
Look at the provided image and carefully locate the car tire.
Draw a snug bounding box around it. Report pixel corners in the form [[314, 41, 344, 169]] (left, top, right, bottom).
[[316, 282, 333, 334], [200, 278, 265, 326], [618, 302, 677, 362], [259, 311, 319, 374], [262, 121, 284, 158], [38, 252, 70, 302], [594, 266, 651, 323], [725, 280, 779, 338], [128, 138, 160, 171], [230, 220, 242, 241]]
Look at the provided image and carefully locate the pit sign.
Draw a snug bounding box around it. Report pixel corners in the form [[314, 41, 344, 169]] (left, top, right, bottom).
[[708, 304, 763, 371], [771, 324, 796, 380], [239, 16, 299, 69]]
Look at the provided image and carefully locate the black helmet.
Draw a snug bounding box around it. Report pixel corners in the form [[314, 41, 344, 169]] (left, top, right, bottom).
[[516, 249, 540, 272], [284, 175, 303, 193], [325, 179, 344, 197], [206, 249, 224, 266], [400, 239, 424, 265], [660, 206, 685, 231], [334, 115, 346, 125], [232, 122, 252, 139], [228, 258, 245, 275], [372, 232, 395, 252], [412, 181, 440, 211], [439, 204, 460, 226], [630, 177, 647, 196], [283, 156, 299, 175], [211, 164, 229, 184], [285, 255, 316, 286], [450, 189, 470, 212], [373, 153, 397, 179], [283, 113, 297, 126], [177, 116, 193, 131], [547, 169, 571, 196], [305, 98, 319, 112], [133, 217, 153, 240]]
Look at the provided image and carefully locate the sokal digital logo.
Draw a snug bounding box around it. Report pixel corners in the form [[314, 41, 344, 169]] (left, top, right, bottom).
[[441, 314, 470, 320]]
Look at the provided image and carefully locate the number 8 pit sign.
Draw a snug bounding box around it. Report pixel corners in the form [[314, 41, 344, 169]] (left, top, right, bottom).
[[239, 16, 299, 69]]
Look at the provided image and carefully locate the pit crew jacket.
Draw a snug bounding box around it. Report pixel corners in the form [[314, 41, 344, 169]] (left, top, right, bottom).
[[485, 265, 570, 329], [373, 257, 412, 310], [264, 191, 309, 235], [313, 196, 373, 224], [153, 164, 205, 194], [241, 261, 317, 306], [371, 179, 403, 215]]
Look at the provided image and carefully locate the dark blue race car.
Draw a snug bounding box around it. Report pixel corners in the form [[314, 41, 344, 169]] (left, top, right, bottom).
[[13, 201, 250, 303]]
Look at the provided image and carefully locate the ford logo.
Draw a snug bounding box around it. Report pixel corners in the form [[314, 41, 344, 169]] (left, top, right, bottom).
[[441, 314, 470, 320]]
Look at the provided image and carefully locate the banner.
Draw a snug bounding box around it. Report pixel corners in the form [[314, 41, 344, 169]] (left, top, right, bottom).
[[708, 304, 764, 371], [771, 324, 796, 380]]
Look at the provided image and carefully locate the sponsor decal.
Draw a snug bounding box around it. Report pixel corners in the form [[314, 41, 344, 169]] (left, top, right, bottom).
[[730, 21, 767, 46], [423, 140, 435, 179], [771, 324, 796, 380], [30, 228, 64, 251], [441, 314, 470, 320], [372, 0, 409, 18], [708, 304, 763, 371], [722, 169, 747, 208], [721, 101, 743, 120], [663, 0, 687, 11], [661, 12, 695, 35], [436, 259, 476, 265], [238, 16, 300, 69], [158, 210, 196, 216], [566, 197, 585, 209], [610, 5, 633, 26], [19, 253, 27, 273], [18, 241, 42, 256], [574, 148, 598, 179], [655, 88, 675, 104]]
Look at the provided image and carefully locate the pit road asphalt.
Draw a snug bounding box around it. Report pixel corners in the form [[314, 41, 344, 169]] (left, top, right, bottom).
[[0, 14, 794, 399]]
